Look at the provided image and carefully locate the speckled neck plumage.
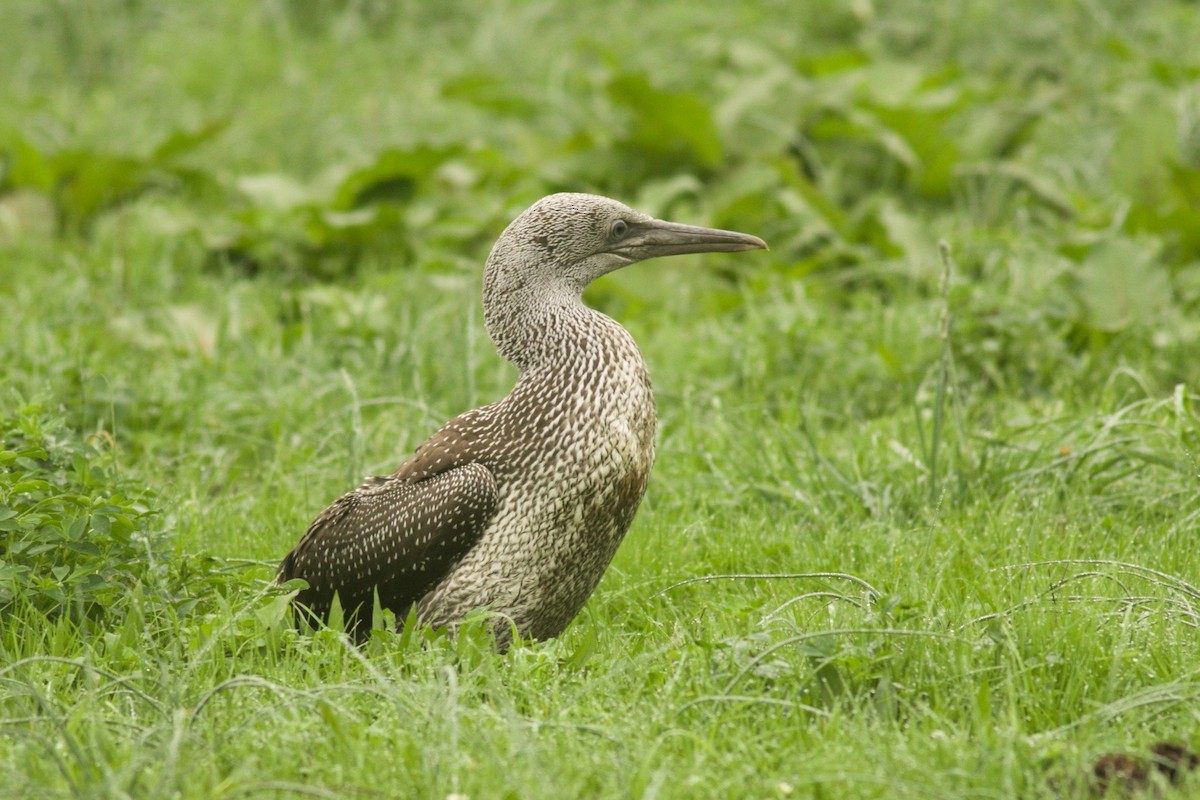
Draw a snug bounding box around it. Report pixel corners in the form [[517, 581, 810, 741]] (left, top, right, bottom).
[[276, 193, 765, 648]]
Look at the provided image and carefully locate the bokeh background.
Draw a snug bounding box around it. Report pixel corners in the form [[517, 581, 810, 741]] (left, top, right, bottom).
[[2, 1, 1199, 797]]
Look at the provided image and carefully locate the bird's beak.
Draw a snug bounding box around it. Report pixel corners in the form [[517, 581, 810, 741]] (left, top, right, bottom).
[[609, 219, 768, 262]]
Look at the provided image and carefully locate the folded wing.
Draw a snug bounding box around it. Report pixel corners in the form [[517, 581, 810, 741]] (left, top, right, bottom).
[[277, 461, 498, 635]]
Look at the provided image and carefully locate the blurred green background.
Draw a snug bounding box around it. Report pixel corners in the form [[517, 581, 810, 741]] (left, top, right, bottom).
[[2, 1, 1200, 798]]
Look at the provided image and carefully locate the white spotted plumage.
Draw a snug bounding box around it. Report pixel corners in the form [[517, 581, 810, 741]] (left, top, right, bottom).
[[276, 193, 764, 647], [416, 305, 655, 645]]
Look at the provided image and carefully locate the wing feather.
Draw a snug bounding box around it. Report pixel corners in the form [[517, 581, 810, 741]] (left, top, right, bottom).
[[277, 461, 498, 635]]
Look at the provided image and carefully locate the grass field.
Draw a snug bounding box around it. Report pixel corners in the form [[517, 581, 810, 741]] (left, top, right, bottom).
[[3, 0, 1200, 797]]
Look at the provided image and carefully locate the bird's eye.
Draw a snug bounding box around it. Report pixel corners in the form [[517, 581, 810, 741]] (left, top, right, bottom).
[[610, 219, 629, 240]]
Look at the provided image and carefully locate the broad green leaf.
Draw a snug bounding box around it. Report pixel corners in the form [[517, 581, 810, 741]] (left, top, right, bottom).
[[255, 589, 298, 628], [607, 72, 723, 170], [441, 73, 538, 116], [1074, 236, 1170, 331], [869, 104, 962, 200], [235, 173, 314, 210], [1110, 87, 1177, 210], [1, 133, 55, 191], [11, 480, 51, 494], [877, 199, 938, 274], [90, 513, 112, 535], [333, 144, 461, 210], [150, 119, 229, 162], [808, 108, 918, 170], [795, 48, 870, 77], [955, 161, 1075, 217], [51, 150, 148, 229]]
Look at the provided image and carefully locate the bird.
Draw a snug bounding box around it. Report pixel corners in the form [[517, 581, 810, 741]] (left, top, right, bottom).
[[276, 193, 766, 648]]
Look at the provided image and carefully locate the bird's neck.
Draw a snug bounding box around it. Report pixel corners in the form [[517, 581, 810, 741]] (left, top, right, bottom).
[[484, 287, 631, 375]]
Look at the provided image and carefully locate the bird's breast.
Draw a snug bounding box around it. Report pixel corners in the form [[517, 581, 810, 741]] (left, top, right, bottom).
[[518, 351, 655, 518], [418, 318, 657, 640]]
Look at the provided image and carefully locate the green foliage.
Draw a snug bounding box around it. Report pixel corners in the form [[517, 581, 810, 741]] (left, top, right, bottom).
[[0, 121, 226, 231], [607, 72, 723, 179], [2, 0, 1200, 797], [0, 401, 166, 620], [3, 0, 1195, 299]]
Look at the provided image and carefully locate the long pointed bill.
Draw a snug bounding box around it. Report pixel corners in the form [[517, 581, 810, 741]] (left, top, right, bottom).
[[608, 219, 768, 262]]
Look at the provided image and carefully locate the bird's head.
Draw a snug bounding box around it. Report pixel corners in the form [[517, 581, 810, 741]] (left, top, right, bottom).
[[484, 193, 767, 300]]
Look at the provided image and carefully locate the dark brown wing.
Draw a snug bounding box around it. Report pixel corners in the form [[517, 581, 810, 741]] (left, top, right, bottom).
[[276, 461, 498, 636], [392, 409, 488, 483]]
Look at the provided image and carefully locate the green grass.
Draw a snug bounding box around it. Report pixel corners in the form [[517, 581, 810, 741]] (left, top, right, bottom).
[[2, 0, 1200, 797]]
